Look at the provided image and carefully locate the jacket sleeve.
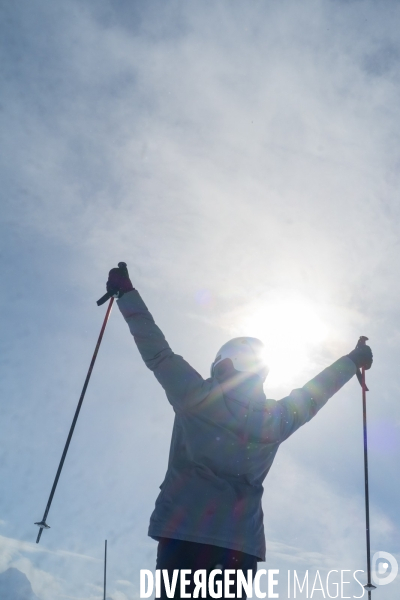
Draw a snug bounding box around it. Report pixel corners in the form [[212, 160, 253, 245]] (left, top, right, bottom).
[[276, 356, 357, 441], [117, 290, 211, 411], [252, 356, 357, 443]]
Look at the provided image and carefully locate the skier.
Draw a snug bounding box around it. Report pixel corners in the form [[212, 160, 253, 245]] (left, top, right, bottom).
[[106, 266, 373, 599]]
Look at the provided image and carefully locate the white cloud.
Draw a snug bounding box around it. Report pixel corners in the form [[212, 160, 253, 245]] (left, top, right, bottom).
[[0, 1, 399, 599], [0, 535, 103, 600], [0, 535, 99, 562], [109, 593, 129, 600], [10, 556, 63, 600]]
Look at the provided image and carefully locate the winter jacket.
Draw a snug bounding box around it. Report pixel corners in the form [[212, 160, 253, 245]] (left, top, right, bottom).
[[117, 290, 356, 560]]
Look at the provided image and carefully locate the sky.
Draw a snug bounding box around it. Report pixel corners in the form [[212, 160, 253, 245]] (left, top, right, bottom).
[[1, 0, 400, 598]]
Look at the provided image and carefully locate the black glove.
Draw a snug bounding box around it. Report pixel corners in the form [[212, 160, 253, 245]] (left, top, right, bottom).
[[106, 263, 134, 299], [347, 337, 373, 370]]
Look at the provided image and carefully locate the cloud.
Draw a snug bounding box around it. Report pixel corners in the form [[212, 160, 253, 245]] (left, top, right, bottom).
[[0, 535, 102, 600], [0, 535, 99, 562], [262, 444, 397, 573], [4, 0, 400, 306], [108, 593, 129, 600], [0, 539, 62, 600], [10, 557, 62, 600], [0, 1, 399, 599]]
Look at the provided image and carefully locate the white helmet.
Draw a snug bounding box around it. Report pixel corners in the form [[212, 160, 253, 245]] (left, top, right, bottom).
[[211, 337, 269, 381]]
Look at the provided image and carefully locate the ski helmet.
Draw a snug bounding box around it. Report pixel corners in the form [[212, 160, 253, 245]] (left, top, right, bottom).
[[211, 337, 269, 381]]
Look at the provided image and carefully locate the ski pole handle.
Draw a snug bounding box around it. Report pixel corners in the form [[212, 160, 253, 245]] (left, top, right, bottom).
[[96, 262, 130, 306], [97, 292, 113, 306], [117, 261, 129, 278], [355, 336, 369, 392]]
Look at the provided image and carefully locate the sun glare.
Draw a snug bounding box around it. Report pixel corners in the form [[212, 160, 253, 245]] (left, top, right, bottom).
[[234, 294, 330, 387]]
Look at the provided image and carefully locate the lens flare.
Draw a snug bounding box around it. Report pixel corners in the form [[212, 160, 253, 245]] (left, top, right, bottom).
[[232, 293, 329, 387]]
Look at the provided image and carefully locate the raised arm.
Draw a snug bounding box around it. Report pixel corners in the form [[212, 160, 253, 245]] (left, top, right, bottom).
[[276, 356, 356, 441], [250, 341, 372, 443], [105, 265, 211, 411]]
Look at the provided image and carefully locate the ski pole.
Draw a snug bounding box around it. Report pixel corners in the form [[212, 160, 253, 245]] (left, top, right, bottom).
[[34, 268, 123, 543], [104, 539, 107, 600], [358, 337, 376, 598]]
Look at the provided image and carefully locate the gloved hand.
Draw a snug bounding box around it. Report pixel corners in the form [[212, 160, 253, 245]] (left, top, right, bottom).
[[347, 337, 373, 370], [106, 263, 134, 299]]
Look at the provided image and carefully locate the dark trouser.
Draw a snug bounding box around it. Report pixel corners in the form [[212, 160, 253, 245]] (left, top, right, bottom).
[[155, 538, 258, 599]]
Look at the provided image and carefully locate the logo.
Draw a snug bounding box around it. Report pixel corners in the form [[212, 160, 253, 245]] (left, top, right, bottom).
[[371, 551, 398, 586]]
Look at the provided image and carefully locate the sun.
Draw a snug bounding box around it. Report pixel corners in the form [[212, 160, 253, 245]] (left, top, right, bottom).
[[232, 293, 330, 387]]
